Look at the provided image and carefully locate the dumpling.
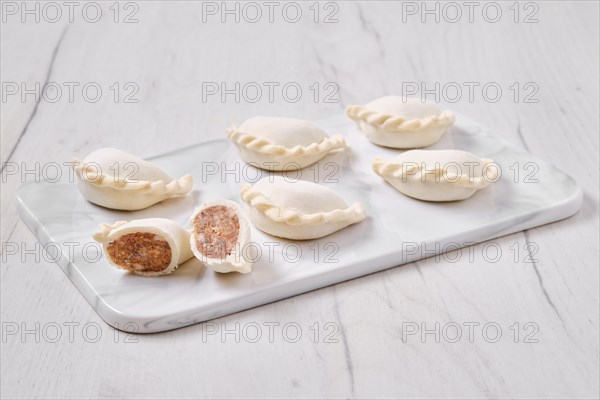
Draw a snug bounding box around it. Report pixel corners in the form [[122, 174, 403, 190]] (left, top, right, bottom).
[[240, 176, 367, 240], [372, 149, 499, 202], [189, 199, 252, 274], [93, 218, 194, 277], [73, 148, 193, 210], [227, 116, 346, 171], [346, 96, 455, 148]]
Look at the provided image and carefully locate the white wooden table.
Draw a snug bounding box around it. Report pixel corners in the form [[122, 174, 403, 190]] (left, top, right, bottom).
[[1, 1, 598, 398]]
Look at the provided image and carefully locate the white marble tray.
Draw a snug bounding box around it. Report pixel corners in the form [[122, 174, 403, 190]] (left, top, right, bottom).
[[17, 114, 582, 333]]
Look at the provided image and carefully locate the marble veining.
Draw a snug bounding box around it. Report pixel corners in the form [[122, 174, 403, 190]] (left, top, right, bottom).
[[17, 114, 582, 333]]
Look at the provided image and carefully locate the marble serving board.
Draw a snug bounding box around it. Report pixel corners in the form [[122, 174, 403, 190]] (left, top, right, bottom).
[[17, 114, 582, 333]]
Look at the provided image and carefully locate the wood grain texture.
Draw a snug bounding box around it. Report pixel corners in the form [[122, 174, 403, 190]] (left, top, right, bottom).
[[1, 2, 598, 399]]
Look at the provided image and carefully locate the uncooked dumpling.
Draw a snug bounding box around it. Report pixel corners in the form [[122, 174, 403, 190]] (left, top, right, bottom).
[[240, 176, 367, 240], [189, 199, 253, 274], [346, 96, 455, 148], [93, 218, 194, 277], [73, 148, 192, 210], [227, 116, 346, 171], [372, 149, 499, 201]]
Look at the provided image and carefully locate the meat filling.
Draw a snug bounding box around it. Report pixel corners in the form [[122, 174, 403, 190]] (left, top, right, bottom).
[[193, 206, 240, 259], [107, 232, 172, 273]]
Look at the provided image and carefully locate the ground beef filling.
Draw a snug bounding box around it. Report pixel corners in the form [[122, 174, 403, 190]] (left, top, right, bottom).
[[193, 206, 240, 259], [107, 232, 172, 273]]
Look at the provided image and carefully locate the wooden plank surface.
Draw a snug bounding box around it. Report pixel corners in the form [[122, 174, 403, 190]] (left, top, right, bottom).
[[1, 1, 598, 398]]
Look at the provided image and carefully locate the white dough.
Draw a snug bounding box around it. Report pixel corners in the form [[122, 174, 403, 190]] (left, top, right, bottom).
[[240, 176, 367, 240], [93, 218, 194, 277], [73, 148, 193, 210], [227, 116, 346, 171], [346, 96, 455, 148], [372, 149, 499, 201], [189, 199, 253, 274]]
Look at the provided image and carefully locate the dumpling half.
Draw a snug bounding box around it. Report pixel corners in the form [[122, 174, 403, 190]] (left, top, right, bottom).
[[93, 218, 194, 277], [372, 149, 499, 201], [73, 148, 192, 210], [240, 176, 367, 240], [227, 116, 346, 171], [346, 96, 455, 148], [189, 199, 253, 274]]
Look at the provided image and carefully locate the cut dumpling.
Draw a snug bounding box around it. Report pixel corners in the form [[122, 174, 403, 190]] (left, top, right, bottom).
[[73, 148, 193, 210], [346, 96, 455, 148], [189, 199, 253, 274], [240, 176, 367, 240], [372, 150, 499, 202], [227, 116, 346, 171], [93, 218, 194, 277]]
